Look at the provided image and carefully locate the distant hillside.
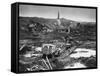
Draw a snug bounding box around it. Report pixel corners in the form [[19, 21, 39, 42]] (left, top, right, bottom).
[[19, 17, 78, 29], [19, 16, 96, 41]]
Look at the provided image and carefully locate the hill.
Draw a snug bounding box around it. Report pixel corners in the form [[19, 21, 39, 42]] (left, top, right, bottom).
[[19, 16, 96, 41]]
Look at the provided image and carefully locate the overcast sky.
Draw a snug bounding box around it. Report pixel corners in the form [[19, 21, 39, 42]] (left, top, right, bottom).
[[19, 5, 96, 22]]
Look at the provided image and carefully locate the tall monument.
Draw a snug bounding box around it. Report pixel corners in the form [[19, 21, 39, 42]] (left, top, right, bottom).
[[57, 11, 61, 26], [58, 11, 60, 19]]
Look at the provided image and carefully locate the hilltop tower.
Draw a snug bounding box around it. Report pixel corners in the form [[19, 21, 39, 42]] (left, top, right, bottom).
[[57, 11, 61, 26], [58, 11, 60, 19]]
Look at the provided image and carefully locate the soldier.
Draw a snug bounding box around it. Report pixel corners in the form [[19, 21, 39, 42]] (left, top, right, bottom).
[[42, 45, 53, 59]]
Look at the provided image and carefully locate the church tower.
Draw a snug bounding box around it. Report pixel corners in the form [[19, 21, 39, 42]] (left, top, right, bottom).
[[58, 11, 60, 19], [57, 11, 61, 26]]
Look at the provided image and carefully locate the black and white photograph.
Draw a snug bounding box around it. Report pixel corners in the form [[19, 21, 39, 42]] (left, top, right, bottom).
[[17, 3, 97, 72]]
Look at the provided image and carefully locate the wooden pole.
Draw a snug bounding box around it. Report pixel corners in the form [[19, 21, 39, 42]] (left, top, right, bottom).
[[46, 56, 52, 70], [42, 59, 50, 70], [19, 44, 26, 51]]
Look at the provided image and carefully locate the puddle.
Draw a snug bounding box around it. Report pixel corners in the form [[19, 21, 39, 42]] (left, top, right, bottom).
[[70, 48, 96, 58], [64, 62, 86, 69]]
